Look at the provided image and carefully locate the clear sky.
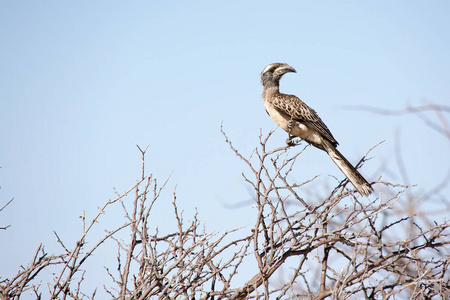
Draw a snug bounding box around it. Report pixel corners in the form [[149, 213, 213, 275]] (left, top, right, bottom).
[[1, 0, 449, 296]]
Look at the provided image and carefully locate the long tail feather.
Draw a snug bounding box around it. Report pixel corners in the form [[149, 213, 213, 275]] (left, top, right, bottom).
[[322, 140, 373, 196]]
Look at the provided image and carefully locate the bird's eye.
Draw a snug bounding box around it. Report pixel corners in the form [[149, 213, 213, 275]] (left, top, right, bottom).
[[262, 64, 280, 74]]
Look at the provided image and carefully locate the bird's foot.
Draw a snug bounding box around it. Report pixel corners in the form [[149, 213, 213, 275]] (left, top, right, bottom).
[[286, 136, 301, 147], [286, 119, 299, 146], [286, 139, 296, 146]]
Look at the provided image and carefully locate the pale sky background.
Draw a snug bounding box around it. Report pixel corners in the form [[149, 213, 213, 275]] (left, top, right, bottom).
[[1, 0, 449, 297]]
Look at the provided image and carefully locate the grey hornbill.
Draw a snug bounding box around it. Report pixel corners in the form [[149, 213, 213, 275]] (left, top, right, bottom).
[[261, 63, 373, 196]]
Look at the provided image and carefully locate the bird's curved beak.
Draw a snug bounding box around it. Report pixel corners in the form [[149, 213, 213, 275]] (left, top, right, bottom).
[[279, 64, 296, 73]]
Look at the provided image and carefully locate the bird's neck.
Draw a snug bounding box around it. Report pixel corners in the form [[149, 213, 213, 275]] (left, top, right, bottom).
[[262, 84, 280, 99], [262, 77, 281, 98]]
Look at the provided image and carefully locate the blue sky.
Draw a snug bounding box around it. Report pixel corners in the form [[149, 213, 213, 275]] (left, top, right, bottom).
[[1, 0, 449, 296]]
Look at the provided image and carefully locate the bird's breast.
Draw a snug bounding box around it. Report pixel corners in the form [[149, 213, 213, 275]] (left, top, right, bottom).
[[264, 100, 290, 130], [264, 99, 324, 146]]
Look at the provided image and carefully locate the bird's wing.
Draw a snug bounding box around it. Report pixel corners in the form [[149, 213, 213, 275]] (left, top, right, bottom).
[[271, 93, 338, 146]]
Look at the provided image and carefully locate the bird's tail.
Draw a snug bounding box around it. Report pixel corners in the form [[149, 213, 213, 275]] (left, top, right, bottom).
[[322, 139, 373, 196]]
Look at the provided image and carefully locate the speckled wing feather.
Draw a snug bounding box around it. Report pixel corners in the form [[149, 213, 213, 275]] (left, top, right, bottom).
[[272, 93, 339, 146]]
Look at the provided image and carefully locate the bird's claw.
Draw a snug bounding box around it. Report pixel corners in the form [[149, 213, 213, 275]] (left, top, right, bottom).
[[286, 136, 300, 147], [286, 119, 300, 146], [286, 139, 296, 147]]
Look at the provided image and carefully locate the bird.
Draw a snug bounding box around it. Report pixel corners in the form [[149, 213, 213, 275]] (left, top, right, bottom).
[[261, 63, 373, 196]]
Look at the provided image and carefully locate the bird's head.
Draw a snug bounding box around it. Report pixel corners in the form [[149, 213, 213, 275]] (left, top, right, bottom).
[[261, 63, 296, 87]]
